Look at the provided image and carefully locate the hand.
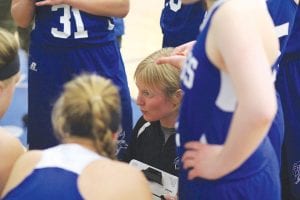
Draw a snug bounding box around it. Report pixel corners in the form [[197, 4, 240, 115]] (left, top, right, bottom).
[[172, 40, 196, 56], [182, 141, 224, 180], [156, 40, 196, 69], [35, 0, 65, 6], [163, 194, 177, 200], [156, 54, 186, 70]]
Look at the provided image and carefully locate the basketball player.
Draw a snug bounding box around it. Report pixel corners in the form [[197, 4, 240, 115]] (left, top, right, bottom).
[[1, 74, 152, 200], [11, 0, 133, 159], [173, 0, 280, 199]]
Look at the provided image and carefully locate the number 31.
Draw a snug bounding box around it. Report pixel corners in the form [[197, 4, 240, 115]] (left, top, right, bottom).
[[51, 5, 88, 39]]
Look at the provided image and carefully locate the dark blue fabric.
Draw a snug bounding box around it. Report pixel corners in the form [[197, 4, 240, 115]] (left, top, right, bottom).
[[177, 1, 281, 199], [28, 41, 132, 159], [32, 3, 115, 47], [160, 1, 205, 47], [276, 53, 300, 200], [2, 168, 84, 200]]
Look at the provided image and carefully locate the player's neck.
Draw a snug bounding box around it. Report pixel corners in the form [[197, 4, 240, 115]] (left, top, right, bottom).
[[63, 136, 97, 153]]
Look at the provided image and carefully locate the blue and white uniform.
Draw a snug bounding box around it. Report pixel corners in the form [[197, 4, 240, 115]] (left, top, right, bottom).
[[276, 7, 300, 200], [28, 3, 132, 158], [265, 0, 298, 165], [267, 0, 298, 67], [177, 1, 280, 199], [160, 0, 205, 47], [2, 144, 102, 200]]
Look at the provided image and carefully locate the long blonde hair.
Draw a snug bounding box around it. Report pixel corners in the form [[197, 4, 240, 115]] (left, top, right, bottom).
[[52, 74, 121, 159]]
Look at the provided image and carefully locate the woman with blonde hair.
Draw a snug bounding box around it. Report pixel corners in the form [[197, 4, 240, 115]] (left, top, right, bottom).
[[124, 48, 182, 176], [0, 28, 25, 193], [1, 74, 151, 200]]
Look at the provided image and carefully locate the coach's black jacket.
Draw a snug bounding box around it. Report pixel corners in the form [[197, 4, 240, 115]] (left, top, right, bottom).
[[123, 117, 179, 176]]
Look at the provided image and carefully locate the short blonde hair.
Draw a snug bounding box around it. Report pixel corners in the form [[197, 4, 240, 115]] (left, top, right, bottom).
[[134, 48, 181, 99], [52, 74, 121, 159]]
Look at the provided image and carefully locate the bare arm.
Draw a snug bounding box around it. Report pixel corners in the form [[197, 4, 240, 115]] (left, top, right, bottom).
[[35, 0, 129, 18], [183, 0, 279, 179], [11, 0, 35, 28], [0, 130, 25, 193], [214, 1, 278, 178], [156, 40, 196, 68], [79, 160, 152, 200], [1, 150, 41, 197]]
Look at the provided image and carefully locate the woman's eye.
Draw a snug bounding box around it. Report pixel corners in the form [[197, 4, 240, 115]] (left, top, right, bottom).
[[142, 91, 150, 97]]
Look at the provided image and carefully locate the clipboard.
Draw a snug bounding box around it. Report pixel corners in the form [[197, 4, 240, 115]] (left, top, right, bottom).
[[129, 159, 178, 199]]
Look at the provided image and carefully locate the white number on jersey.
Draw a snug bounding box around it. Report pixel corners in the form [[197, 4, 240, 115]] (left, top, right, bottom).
[[169, 0, 182, 12], [181, 53, 198, 89], [51, 5, 88, 39]]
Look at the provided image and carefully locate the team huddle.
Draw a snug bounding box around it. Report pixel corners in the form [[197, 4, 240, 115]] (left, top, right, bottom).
[[0, 0, 299, 199]]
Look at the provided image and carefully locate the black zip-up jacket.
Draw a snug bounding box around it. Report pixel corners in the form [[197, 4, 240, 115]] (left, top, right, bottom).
[[123, 117, 179, 176]]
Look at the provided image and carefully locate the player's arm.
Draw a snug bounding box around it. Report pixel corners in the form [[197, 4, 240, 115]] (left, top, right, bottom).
[[79, 160, 152, 200], [210, 0, 278, 178], [0, 130, 25, 193], [156, 41, 196, 68], [183, 0, 279, 180], [35, 0, 129, 18], [11, 0, 35, 28]]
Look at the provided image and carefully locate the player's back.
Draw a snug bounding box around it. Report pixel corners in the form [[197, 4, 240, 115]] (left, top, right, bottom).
[[2, 144, 101, 200]]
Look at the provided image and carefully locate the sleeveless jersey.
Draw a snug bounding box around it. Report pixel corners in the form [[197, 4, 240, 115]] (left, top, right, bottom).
[[266, 0, 298, 67], [177, 1, 280, 199], [2, 144, 103, 200], [31, 1, 115, 47], [27, 3, 132, 156], [284, 7, 300, 53], [160, 0, 205, 47], [276, 7, 300, 200], [265, 0, 298, 165]]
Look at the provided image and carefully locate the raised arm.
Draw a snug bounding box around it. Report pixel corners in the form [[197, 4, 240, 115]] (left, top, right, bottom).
[[11, 0, 35, 28], [35, 0, 129, 18]]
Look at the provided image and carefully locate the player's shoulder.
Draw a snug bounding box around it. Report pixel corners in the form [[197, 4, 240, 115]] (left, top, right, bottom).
[[0, 129, 24, 154], [79, 159, 152, 200], [210, 0, 270, 33], [214, 0, 267, 20]]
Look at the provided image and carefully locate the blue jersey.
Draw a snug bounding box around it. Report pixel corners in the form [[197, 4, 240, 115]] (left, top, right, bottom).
[[266, 0, 298, 65], [276, 7, 300, 200], [265, 0, 298, 165], [32, 2, 115, 47], [177, 1, 280, 199], [28, 4, 132, 157], [284, 7, 300, 53], [160, 0, 205, 47], [2, 144, 102, 200]]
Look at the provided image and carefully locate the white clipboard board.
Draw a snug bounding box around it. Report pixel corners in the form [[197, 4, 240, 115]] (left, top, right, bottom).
[[129, 159, 178, 199]]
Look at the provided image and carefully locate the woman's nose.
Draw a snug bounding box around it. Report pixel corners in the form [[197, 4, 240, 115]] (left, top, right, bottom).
[[136, 93, 144, 106]]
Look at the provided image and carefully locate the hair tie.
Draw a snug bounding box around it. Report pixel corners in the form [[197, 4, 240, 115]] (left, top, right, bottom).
[[0, 55, 20, 80]]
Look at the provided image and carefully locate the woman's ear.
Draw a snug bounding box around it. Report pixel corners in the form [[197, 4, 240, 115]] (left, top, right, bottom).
[[172, 89, 183, 109], [112, 131, 119, 141], [175, 89, 183, 103], [0, 82, 4, 97]]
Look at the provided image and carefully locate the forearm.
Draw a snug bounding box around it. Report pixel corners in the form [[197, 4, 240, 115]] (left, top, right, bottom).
[[64, 0, 129, 17], [11, 0, 35, 28], [215, 101, 277, 177]]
